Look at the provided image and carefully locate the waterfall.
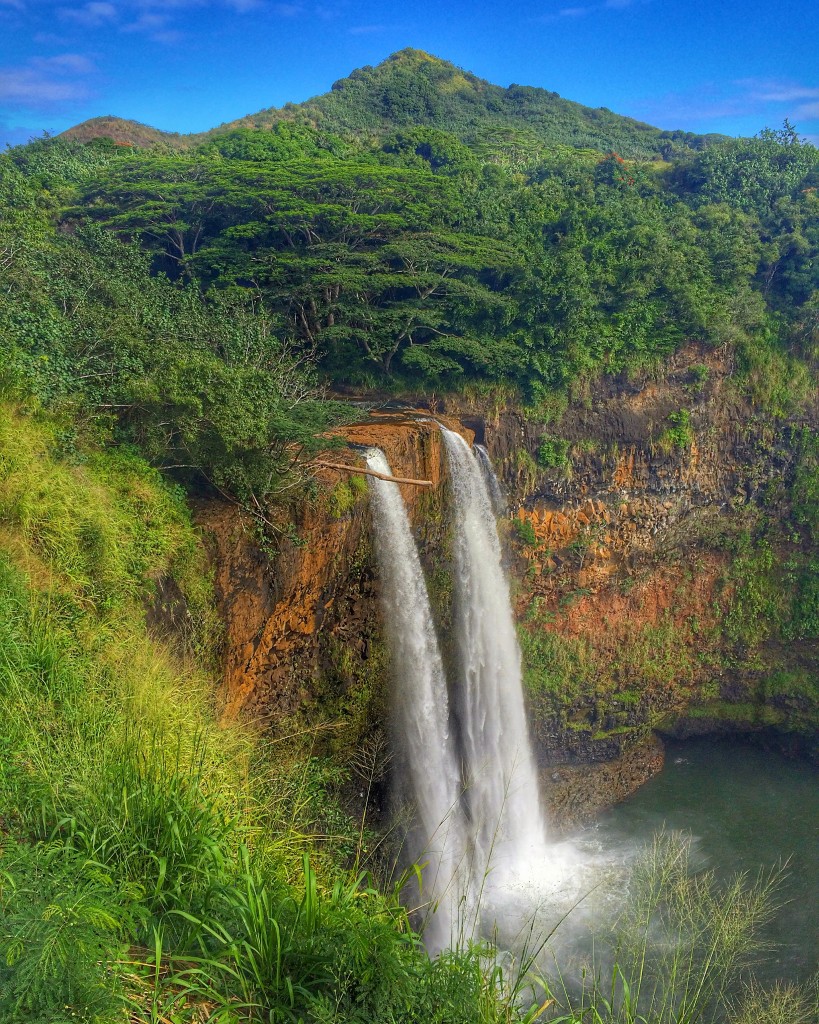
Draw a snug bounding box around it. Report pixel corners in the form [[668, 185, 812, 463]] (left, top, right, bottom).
[[475, 443, 506, 515], [441, 428, 550, 915], [364, 448, 464, 953], [365, 436, 562, 953]]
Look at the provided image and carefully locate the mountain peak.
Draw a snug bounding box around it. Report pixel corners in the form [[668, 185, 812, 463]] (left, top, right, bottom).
[[386, 48, 448, 64], [60, 54, 722, 160]]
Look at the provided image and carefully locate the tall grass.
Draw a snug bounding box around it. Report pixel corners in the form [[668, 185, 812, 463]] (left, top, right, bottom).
[[537, 832, 797, 1024], [0, 401, 516, 1023]]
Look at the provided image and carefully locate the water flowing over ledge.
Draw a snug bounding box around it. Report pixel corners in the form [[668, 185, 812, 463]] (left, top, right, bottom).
[[366, 433, 578, 953], [365, 447, 465, 953]]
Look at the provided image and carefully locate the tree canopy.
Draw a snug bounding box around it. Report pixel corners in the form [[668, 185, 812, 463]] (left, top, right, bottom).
[[3, 112, 819, 507]]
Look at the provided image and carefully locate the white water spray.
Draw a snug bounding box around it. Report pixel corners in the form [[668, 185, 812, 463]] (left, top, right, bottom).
[[365, 436, 579, 953], [475, 443, 506, 515], [364, 448, 465, 953], [441, 428, 554, 931]]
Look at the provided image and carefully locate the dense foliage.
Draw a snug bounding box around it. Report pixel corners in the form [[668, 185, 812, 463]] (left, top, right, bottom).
[[0, 139, 344, 513], [4, 73, 818, 493], [185, 50, 727, 162]]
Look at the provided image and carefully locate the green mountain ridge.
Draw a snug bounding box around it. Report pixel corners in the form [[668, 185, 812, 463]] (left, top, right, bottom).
[[62, 48, 728, 159]]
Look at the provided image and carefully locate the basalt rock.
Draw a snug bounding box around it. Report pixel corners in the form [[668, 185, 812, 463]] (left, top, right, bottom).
[[440, 342, 818, 776], [199, 413, 467, 759]]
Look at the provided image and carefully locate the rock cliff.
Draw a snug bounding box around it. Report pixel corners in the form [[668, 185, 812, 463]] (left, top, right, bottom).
[[199, 346, 818, 826]]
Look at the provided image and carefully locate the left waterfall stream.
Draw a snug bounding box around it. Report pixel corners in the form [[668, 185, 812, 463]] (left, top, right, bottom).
[[365, 447, 465, 954]]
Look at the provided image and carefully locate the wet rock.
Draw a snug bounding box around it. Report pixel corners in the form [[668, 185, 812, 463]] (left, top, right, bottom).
[[544, 734, 666, 831]]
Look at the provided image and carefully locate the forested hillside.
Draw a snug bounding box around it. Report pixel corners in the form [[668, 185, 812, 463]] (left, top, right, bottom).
[[7, 98, 819, 499], [65, 50, 726, 159], [1, 50, 819, 1022]]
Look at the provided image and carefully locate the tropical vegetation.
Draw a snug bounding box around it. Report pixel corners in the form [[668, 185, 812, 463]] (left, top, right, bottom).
[[1, 47, 817, 1022]]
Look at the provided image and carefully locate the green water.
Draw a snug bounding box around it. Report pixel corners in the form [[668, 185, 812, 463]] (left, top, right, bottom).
[[596, 737, 819, 983]]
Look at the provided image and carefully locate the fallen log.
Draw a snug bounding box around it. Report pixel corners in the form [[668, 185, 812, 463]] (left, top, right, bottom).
[[311, 461, 434, 488]]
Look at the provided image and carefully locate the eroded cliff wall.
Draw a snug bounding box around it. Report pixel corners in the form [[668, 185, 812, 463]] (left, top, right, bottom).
[[199, 415, 465, 775], [447, 344, 818, 782], [199, 348, 817, 825]]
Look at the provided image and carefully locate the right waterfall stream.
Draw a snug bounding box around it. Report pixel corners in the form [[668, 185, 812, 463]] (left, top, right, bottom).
[[440, 428, 551, 913]]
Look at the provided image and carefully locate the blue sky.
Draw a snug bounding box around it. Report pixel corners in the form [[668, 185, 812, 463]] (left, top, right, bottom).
[[2, 0, 819, 147]]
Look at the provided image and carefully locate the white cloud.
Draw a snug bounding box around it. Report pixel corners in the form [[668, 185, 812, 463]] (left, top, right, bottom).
[[59, 1, 118, 26], [632, 77, 819, 133], [33, 52, 95, 73], [119, 9, 186, 41], [736, 78, 819, 104], [34, 31, 72, 42], [122, 10, 165, 30], [0, 53, 95, 107], [540, 0, 648, 21]]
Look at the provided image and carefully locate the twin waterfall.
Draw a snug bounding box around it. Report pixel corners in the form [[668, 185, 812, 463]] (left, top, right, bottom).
[[366, 429, 550, 953]]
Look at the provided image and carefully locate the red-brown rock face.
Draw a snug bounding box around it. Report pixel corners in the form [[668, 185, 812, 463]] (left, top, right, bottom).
[[200, 414, 470, 729], [197, 347, 817, 825]]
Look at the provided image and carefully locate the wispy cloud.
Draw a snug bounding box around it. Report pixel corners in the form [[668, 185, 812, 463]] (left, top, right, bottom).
[[39, 52, 95, 73], [540, 0, 648, 22], [0, 53, 95, 108], [34, 31, 73, 43], [52, 0, 268, 32], [632, 76, 819, 134], [121, 10, 186, 42], [737, 78, 819, 104], [122, 11, 165, 31], [59, 2, 118, 26]]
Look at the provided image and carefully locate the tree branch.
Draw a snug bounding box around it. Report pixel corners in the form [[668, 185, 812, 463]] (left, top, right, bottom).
[[311, 461, 433, 487]]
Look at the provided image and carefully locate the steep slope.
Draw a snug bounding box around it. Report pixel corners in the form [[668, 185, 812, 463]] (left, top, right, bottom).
[[62, 49, 726, 158]]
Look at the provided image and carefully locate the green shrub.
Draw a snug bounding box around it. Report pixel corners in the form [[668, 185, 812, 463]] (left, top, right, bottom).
[[0, 842, 137, 1022], [327, 475, 368, 519], [722, 535, 781, 649], [658, 408, 693, 453], [537, 434, 570, 469], [514, 518, 538, 547]]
